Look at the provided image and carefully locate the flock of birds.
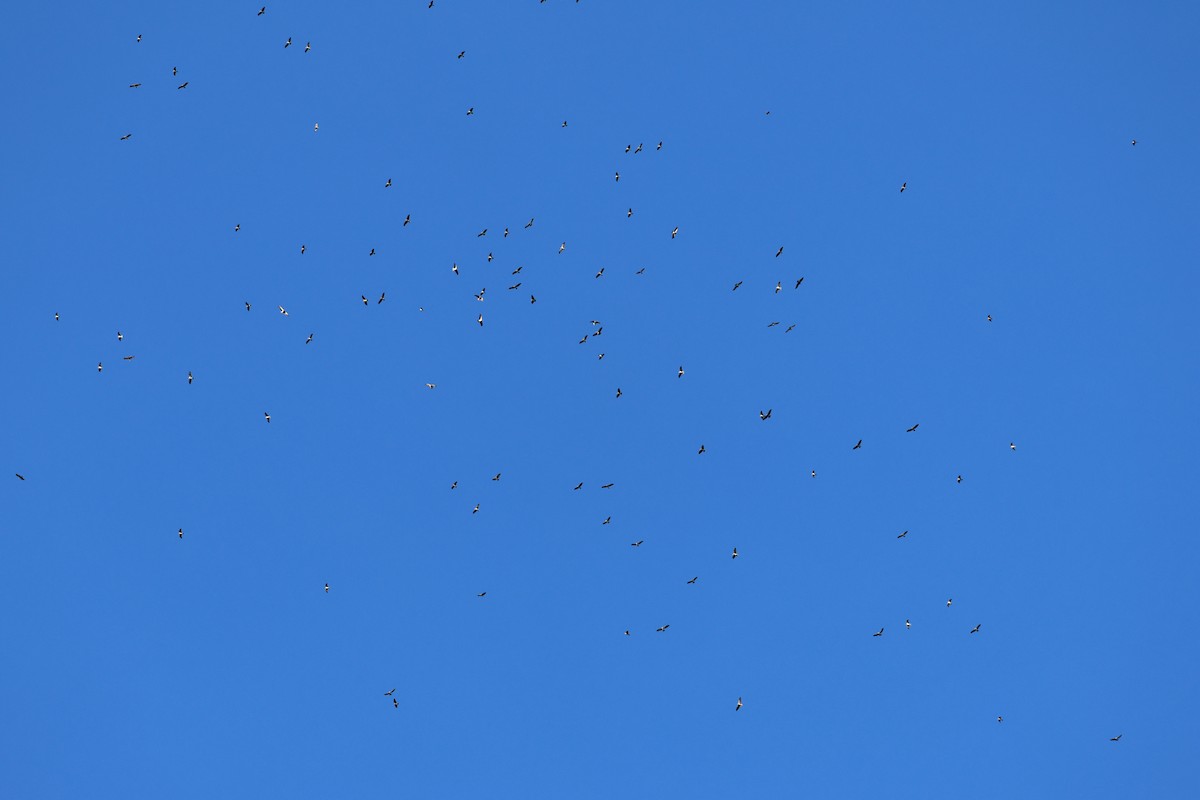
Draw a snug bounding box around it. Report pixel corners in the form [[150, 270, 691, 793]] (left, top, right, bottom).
[[24, 6, 1137, 742]]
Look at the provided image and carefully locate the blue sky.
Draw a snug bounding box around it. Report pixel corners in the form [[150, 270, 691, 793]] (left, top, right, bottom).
[[2, 2, 1197, 797]]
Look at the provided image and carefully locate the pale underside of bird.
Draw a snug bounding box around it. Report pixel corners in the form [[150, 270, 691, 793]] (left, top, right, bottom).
[[731, 548, 738, 558], [735, 697, 743, 711]]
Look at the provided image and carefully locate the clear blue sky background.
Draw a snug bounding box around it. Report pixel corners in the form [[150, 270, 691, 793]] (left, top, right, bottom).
[[2, 2, 1197, 797]]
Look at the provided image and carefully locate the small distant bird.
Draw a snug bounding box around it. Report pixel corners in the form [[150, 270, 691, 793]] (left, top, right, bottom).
[[129, 83, 141, 88], [785, 325, 795, 333], [300, 245, 306, 254], [117, 331, 123, 341], [245, 302, 251, 311], [987, 314, 993, 322], [257, 6, 265, 15], [687, 577, 698, 585], [472, 504, 480, 514], [698, 444, 706, 454], [284, 38, 292, 48], [305, 334, 313, 344], [775, 247, 784, 258], [810, 470, 816, 478], [615, 388, 622, 398], [378, 292, 385, 304], [899, 182, 906, 192], [173, 67, 178, 76], [122, 356, 134, 361], [736, 698, 743, 711], [795, 278, 804, 288], [897, 530, 908, 539], [997, 716, 1003, 723], [304, 42, 310, 53], [947, 598, 953, 607], [477, 592, 486, 597], [452, 263, 459, 275], [15, 473, 25, 481], [234, 224, 240, 232], [759, 409, 772, 420], [492, 473, 501, 481], [907, 423, 919, 432], [625, 145, 631, 153], [450, 481, 457, 489], [595, 268, 604, 278], [487, 253, 494, 262], [614, 171, 620, 182], [1110, 734, 1122, 742], [597, 353, 603, 359], [634, 143, 643, 154], [54, 313, 59, 320], [177, 82, 188, 89], [313, 123, 318, 132], [466, 107, 474, 115], [559, 242, 566, 253], [178, 528, 183, 538], [671, 227, 679, 239], [477, 314, 484, 327], [956, 475, 963, 484], [873, 628, 884, 637], [369, 248, 375, 256], [731, 547, 738, 559], [562, 120, 568, 127], [678, 366, 684, 378], [264, 412, 271, 423], [906, 619, 911, 629], [601, 516, 611, 525], [477, 229, 487, 237], [775, 282, 781, 293], [657, 141, 663, 150], [503, 228, 509, 238], [530, 295, 536, 304], [278, 305, 288, 316], [624, 630, 631, 636], [1131, 140, 1136, 146], [627, 208, 633, 218], [188, 371, 193, 384], [767, 322, 780, 328], [732, 281, 743, 291], [631, 540, 643, 547], [525, 218, 534, 228], [384, 688, 396, 697], [324, 583, 329, 593], [601, 483, 614, 489], [970, 624, 981, 634], [425, 383, 436, 389], [1010, 442, 1016, 451], [656, 625, 669, 632], [853, 439, 862, 450], [573, 482, 583, 491], [97, 362, 103, 372], [385, 178, 392, 188], [136, 34, 141, 42], [636, 267, 646, 275], [457, 51, 465, 59]]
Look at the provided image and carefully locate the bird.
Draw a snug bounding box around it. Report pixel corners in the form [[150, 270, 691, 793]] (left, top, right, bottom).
[[492, 473, 501, 481], [503, 228, 509, 238], [173, 67, 178, 76], [1131, 140, 1137, 146], [472, 504, 480, 514], [324, 583, 329, 593], [873, 628, 884, 637], [970, 624, 981, 634], [905, 619, 911, 629], [257, 6, 265, 15], [987, 314, 993, 322], [264, 412, 271, 423], [450, 481, 457, 489], [306, 334, 313, 344], [634, 143, 643, 154], [562, 120, 568, 127], [559, 242, 566, 253], [897, 530, 908, 539], [452, 263, 459, 275], [956, 475, 963, 484], [122, 356, 134, 361], [129, 83, 141, 88], [625, 145, 631, 154], [907, 423, 919, 432], [178, 528, 183, 538], [736, 698, 743, 711], [775, 282, 781, 293], [687, 577, 698, 585], [795, 278, 804, 289], [477, 229, 487, 237], [671, 227, 679, 239], [631, 540, 643, 547], [117, 331, 123, 341], [313, 123, 318, 132], [457, 51, 465, 59], [853, 439, 862, 450], [656, 625, 669, 632], [573, 482, 583, 491], [997, 716, 1003, 723], [595, 268, 604, 278], [767, 322, 780, 328], [300, 245, 306, 254], [624, 630, 631, 636], [785, 324, 795, 333], [369, 248, 375, 257], [187, 371, 193, 384], [120, 134, 132, 141], [466, 107, 474, 115], [614, 171, 620, 182], [177, 82, 188, 90], [54, 313, 59, 320], [731, 547, 739, 560], [378, 292, 385, 304], [284, 38, 292, 48], [385, 178, 392, 188], [15, 473, 25, 481], [947, 598, 953, 607], [899, 182, 907, 192], [477, 314, 484, 327], [278, 305, 288, 316], [601, 483, 614, 489], [425, 383, 436, 389], [615, 388, 622, 398], [627, 208, 633, 218], [97, 362, 103, 372], [732, 281, 743, 291], [525, 218, 534, 228], [657, 141, 663, 150], [759, 409, 772, 420], [775, 247, 784, 258], [392, 698, 399, 708], [530, 295, 537, 304], [304, 42, 310, 53], [244, 302, 252, 312], [136, 34, 141, 42], [601, 516, 611, 525], [810, 470, 816, 478], [1010, 442, 1016, 451], [1110, 734, 1122, 742], [678, 366, 684, 378], [234, 224, 240, 232], [698, 444, 706, 454], [477, 592, 487, 597]]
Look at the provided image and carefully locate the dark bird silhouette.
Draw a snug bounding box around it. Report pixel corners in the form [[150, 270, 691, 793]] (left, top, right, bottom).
[[173, 67, 178, 76], [601, 516, 611, 525], [615, 388, 622, 398], [525, 218, 534, 228], [245, 302, 252, 311], [477, 314, 483, 327], [97, 362, 103, 372], [362, 295, 369, 306], [671, 227, 679, 239], [573, 482, 583, 491], [775, 247, 784, 257], [284, 38, 292, 48], [759, 409, 772, 420], [907, 423, 919, 432], [305, 334, 313, 344], [472, 504, 480, 514], [378, 292, 385, 304], [304, 42, 311, 53], [906, 619, 911, 629], [120, 134, 132, 140], [731, 547, 738, 559], [122, 356, 134, 361], [466, 107, 474, 115], [15, 473, 25, 481], [732, 281, 743, 291], [656, 625, 669, 632], [736, 697, 743, 711], [385, 179, 392, 188], [601, 483, 614, 489], [492, 473, 501, 481], [1110, 734, 1122, 742], [614, 171, 620, 182], [450, 481, 457, 489], [897, 530, 908, 539], [188, 371, 193, 384], [767, 322, 780, 328], [54, 313, 59, 320], [698, 444, 706, 454], [178, 528, 183, 538], [129, 83, 141, 88], [264, 412, 271, 423], [177, 82, 188, 89], [631, 540, 643, 547], [956, 475, 963, 484], [970, 624, 981, 634], [324, 583, 329, 593], [392, 698, 399, 708], [678, 366, 685, 378], [117, 331, 123, 341], [997, 716, 1003, 723], [657, 141, 663, 150], [687, 577, 698, 585], [530, 295, 536, 304], [873, 628, 884, 637], [257, 6, 265, 15], [785, 324, 795, 333], [477, 592, 486, 597], [853, 439, 862, 450], [300, 245, 306, 254], [947, 598, 953, 607], [136, 34, 141, 42], [899, 182, 906, 192], [477, 229, 487, 237], [457, 51, 466, 59]]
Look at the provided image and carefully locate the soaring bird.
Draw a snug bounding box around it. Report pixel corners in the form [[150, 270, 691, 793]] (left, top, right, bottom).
[[117, 331, 123, 341], [678, 365, 684, 378], [15, 473, 25, 481], [810, 470, 816, 478], [123, 356, 134, 361], [785, 324, 795, 333], [97, 362, 103, 372], [906, 619, 911, 629], [731, 547, 738, 559], [173, 67, 178, 76], [177, 82, 188, 89], [795, 278, 804, 288], [492, 473, 501, 481], [636, 268, 645, 275], [525, 218, 534, 228], [234, 224, 240, 232], [732, 281, 743, 291], [304, 42, 310, 53], [314, 123, 318, 131], [369, 248, 375, 256], [559, 242, 566, 253], [477, 314, 483, 327], [284, 38, 292, 48], [687, 577, 698, 585], [466, 107, 474, 115], [425, 383, 436, 389], [324, 583, 329, 593], [997, 716, 1003, 723], [897, 530, 908, 539], [759, 409, 772, 420], [775, 247, 784, 257], [264, 412, 271, 423], [987, 314, 993, 322], [385, 179, 391, 188], [384, 688, 396, 697], [767, 322, 780, 328], [656, 625, 669, 632], [873, 628, 884, 637], [472, 504, 480, 514], [1110, 734, 1122, 742], [631, 540, 643, 547], [595, 268, 604, 278], [956, 475, 963, 484], [54, 313, 59, 320], [907, 423, 919, 432], [300, 245, 306, 254], [625, 145, 631, 153], [601, 483, 614, 489], [457, 51, 466, 59], [257, 6, 265, 15], [450, 481, 457, 489], [899, 182, 906, 192], [624, 630, 631, 636], [735, 697, 743, 711], [853, 439, 862, 450], [970, 624, 981, 634], [452, 263, 459, 275], [671, 227, 679, 239], [136, 34, 141, 42], [278, 305, 288, 316], [614, 171, 620, 182], [947, 598, 953, 607], [698, 444, 706, 454], [120, 134, 132, 140], [775, 282, 782, 293], [477, 228, 487, 237], [188, 371, 193, 384], [178, 528, 183, 538], [573, 482, 583, 491], [477, 592, 487, 597], [1131, 140, 1136, 146], [305, 334, 313, 344], [657, 141, 663, 150], [1010, 442, 1016, 451], [601, 516, 611, 525], [627, 208, 633, 218], [378, 292, 385, 304], [615, 388, 622, 398], [129, 83, 141, 88]]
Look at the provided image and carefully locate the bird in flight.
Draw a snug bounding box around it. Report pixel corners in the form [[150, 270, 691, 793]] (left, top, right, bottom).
[[278, 305, 288, 316], [573, 483, 583, 491], [731, 547, 738, 559], [970, 624, 981, 634], [775, 247, 784, 258], [122, 356, 135, 361], [117, 331, 123, 341], [425, 383, 436, 389], [129, 83, 141, 88], [324, 583, 329, 593], [300, 244, 306, 254], [615, 388, 622, 398], [284, 38, 292, 48], [306, 334, 313, 344], [897, 530, 908, 539], [177, 81, 188, 90], [54, 313, 59, 320], [905, 619, 911, 629], [304, 42, 310, 53], [795, 278, 804, 289], [120, 134, 132, 140], [614, 171, 620, 182], [257, 6, 265, 15], [785, 324, 795, 333], [458, 51, 466, 59], [1110, 734, 1122, 742], [853, 439, 862, 450], [472, 504, 480, 514], [656, 625, 669, 632], [767, 322, 780, 328], [525, 218, 534, 228], [601, 516, 612, 525], [687, 577, 698, 585], [477, 592, 487, 597], [1131, 140, 1137, 146], [384, 688, 396, 696], [378, 292, 385, 304], [392, 698, 399, 708], [947, 598, 953, 607], [671, 227, 679, 239], [956, 475, 963, 484], [136, 34, 141, 42], [1010, 442, 1016, 451], [492, 473, 501, 481], [466, 107, 474, 115], [369, 248, 375, 257], [15, 473, 25, 481], [178, 528, 183, 538], [559, 242, 566, 253], [775, 282, 781, 294], [188, 371, 193, 384], [873, 628, 884, 637], [899, 182, 907, 192], [97, 362, 103, 372], [907, 423, 919, 432], [698, 444, 706, 454], [987, 314, 993, 322], [477, 314, 484, 327], [678, 366, 685, 378], [732, 281, 743, 291], [997, 716, 1003, 723], [601, 483, 614, 489], [759, 409, 772, 420], [631, 540, 643, 547], [264, 412, 271, 423]]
